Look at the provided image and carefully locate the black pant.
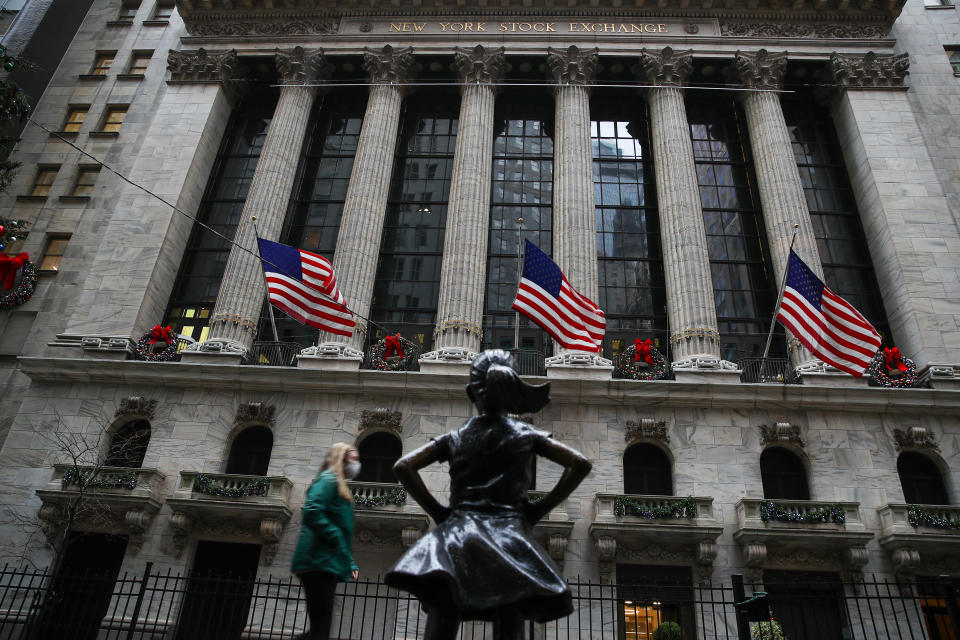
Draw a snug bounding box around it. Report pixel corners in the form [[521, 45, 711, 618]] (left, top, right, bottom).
[[299, 571, 340, 640]]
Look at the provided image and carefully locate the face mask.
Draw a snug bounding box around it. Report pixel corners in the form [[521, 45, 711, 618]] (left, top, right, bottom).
[[344, 461, 361, 480]]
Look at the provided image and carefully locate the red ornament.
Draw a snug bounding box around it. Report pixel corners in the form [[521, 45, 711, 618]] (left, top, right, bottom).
[[384, 333, 405, 359], [0, 224, 6, 237]]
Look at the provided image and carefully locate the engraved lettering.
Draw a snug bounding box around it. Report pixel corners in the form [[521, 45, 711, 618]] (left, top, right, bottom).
[[569, 23, 580, 32], [499, 22, 509, 31], [631, 24, 643, 32], [477, 22, 487, 31], [658, 23, 667, 31], [604, 23, 615, 32], [518, 22, 532, 31], [546, 22, 556, 31], [389, 23, 404, 32], [414, 22, 426, 31], [644, 23, 657, 32], [617, 23, 629, 32], [439, 22, 450, 31]]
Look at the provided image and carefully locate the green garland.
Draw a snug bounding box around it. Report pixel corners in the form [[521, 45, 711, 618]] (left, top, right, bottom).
[[193, 474, 269, 498], [61, 467, 138, 491], [614, 495, 698, 519], [759, 500, 845, 524], [354, 486, 406, 508], [907, 505, 960, 530]]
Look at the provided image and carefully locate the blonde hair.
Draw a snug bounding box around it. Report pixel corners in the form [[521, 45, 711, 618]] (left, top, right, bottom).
[[320, 442, 356, 501]]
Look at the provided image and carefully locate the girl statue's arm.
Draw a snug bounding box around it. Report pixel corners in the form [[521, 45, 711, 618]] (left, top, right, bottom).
[[393, 441, 451, 525], [526, 437, 592, 525]]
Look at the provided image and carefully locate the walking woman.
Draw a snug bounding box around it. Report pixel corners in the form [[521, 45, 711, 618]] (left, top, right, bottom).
[[292, 442, 361, 640]]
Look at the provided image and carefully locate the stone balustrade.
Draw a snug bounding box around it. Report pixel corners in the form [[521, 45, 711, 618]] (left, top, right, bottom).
[[348, 480, 429, 549], [736, 498, 865, 531], [877, 503, 960, 576]]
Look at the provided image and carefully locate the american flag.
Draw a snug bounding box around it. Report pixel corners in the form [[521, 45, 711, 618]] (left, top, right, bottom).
[[512, 239, 606, 351], [257, 238, 355, 337], [777, 250, 881, 377]]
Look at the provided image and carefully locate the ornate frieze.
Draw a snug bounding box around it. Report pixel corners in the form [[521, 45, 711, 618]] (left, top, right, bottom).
[[635, 46, 693, 87], [624, 418, 669, 443], [720, 22, 888, 39], [235, 402, 276, 428], [893, 426, 939, 452], [359, 408, 402, 436], [546, 45, 599, 86], [826, 52, 910, 89], [454, 45, 506, 86], [185, 20, 339, 37], [731, 49, 787, 91], [276, 46, 334, 86], [115, 396, 157, 421], [759, 422, 805, 448], [363, 45, 419, 85], [167, 48, 237, 85]]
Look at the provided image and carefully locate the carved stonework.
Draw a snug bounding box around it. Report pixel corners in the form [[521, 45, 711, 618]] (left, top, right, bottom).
[[115, 397, 157, 421], [720, 22, 887, 39], [235, 402, 276, 428], [759, 422, 805, 448], [260, 518, 284, 564], [624, 418, 669, 444], [170, 512, 191, 558], [743, 542, 767, 567], [167, 48, 237, 84], [363, 45, 418, 85], [356, 528, 402, 549], [731, 49, 787, 91], [186, 20, 339, 37], [620, 545, 693, 564], [891, 548, 921, 576], [636, 47, 693, 87], [827, 52, 910, 89], [359, 408, 402, 436], [548, 533, 568, 565], [595, 535, 617, 582], [454, 45, 506, 86], [893, 426, 940, 452], [546, 46, 599, 86], [276, 46, 334, 85], [401, 526, 421, 548]]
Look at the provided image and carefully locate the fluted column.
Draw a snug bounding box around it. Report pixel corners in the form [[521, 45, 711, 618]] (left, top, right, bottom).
[[195, 47, 331, 357], [637, 47, 731, 370], [420, 46, 504, 369], [310, 46, 418, 362], [731, 50, 822, 370]]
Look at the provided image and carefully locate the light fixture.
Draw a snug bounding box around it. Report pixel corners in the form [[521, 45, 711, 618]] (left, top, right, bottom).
[[418, 206, 431, 214]]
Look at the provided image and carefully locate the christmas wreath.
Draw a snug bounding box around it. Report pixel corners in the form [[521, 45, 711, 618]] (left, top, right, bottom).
[[866, 347, 921, 388], [369, 333, 418, 371], [614, 338, 668, 381], [0, 252, 37, 310], [134, 325, 180, 362]]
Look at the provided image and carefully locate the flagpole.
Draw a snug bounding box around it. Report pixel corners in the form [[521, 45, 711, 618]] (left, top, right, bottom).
[[761, 224, 800, 362], [251, 217, 280, 343], [514, 217, 525, 352]]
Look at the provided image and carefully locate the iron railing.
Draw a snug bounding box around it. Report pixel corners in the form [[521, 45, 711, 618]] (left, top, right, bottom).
[[738, 357, 800, 384], [510, 349, 546, 376], [242, 341, 301, 367]]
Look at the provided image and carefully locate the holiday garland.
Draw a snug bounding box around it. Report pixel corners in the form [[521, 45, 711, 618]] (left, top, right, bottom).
[[353, 486, 407, 508], [369, 333, 418, 371], [0, 255, 36, 310], [759, 500, 845, 524], [866, 347, 921, 388], [614, 495, 698, 519], [61, 467, 138, 491], [614, 339, 668, 381], [193, 474, 270, 498], [907, 505, 960, 530], [133, 325, 180, 362]]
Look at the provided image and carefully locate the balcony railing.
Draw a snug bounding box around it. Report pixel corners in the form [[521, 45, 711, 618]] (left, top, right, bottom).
[[737, 498, 864, 529], [738, 357, 800, 384], [243, 341, 301, 367], [510, 349, 546, 376], [347, 481, 429, 548], [594, 493, 716, 524], [877, 503, 960, 574], [879, 503, 960, 534]]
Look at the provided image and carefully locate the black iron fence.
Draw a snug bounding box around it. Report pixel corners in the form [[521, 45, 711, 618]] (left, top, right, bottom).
[[1, 565, 959, 640], [243, 341, 301, 367], [738, 357, 800, 384]]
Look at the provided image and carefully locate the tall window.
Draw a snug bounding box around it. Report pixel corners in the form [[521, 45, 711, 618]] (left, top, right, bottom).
[[165, 91, 277, 341], [948, 48, 960, 74], [63, 106, 89, 133], [369, 91, 457, 352], [898, 451, 949, 505], [760, 447, 809, 500], [225, 426, 273, 476], [128, 51, 152, 75], [687, 95, 777, 361], [355, 432, 402, 484], [484, 91, 554, 353], [99, 106, 128, 133], [618, 564, 695, 640], [591, 96, 666, 360], [117, 2, 139, 20], [763, 570, 848, 640], [623, 443, 672, 496], [39, 235, 70, 272], [105, 420, 151, 468], [152, 2, 174, 19]]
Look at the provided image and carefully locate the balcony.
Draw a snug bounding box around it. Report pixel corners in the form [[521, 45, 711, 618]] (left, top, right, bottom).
[[243, 341, 301, 367], [588, 493, 722, 583], [349, 481, 430, 548], [166, 471, 293, 563], [739, 357, 800, 384], [528, 491, 575, 567], [877, 503, 960, 575], [734, 498, 874, 581], [35, 465, 166, 553]]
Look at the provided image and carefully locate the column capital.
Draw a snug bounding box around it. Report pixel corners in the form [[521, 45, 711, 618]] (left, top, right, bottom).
[[454, 45, 505, 86], [635, 46, 693, 87], [167, 48, 241, 96], [730, 49, 787, 90], [546, 46, 598, 86], [824, 51, 910, 89], [363, 45, 419, 84], [275, 46, 333, 85]]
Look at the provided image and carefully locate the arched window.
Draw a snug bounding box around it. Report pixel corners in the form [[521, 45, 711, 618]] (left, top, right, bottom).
[[760, 448, 809, 500], [898, 452, 948, 505], [356, 432, 402, 484], [225, 426, 273, 476], [623, 443, 672, 496], [104, 420, 150, 468]]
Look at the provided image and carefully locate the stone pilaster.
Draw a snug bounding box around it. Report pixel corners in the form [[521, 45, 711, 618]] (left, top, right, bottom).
[[190, 47, 331, 360], [303, 46, 418, 368], [636, 47, 736, 377], [731, 50, 821, 370], [420, 46, 504, 372]]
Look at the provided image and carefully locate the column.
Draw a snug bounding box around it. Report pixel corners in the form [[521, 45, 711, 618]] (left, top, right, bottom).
[[419, 46, 504, 372], [636, 47, 736, 376], [191, 47, 331, 359], [303, 46, 417, 367], [731, 50, 822, 371]]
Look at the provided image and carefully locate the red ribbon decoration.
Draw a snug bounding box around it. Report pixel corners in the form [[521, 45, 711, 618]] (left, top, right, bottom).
[[883, 347, 908, 373], [147, 325, 174, 345], [0, 252, 28, 291], [384, 333, 405, 359], [633, 338, 654, 364]]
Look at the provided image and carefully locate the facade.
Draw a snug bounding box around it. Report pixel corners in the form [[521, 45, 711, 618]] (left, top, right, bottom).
[[1, 0, 960, 637]]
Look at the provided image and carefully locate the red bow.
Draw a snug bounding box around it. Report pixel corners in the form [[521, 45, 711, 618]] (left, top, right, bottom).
[[147, 325, 173, 345], [0, 252, 28, 291], [384, 334, 405, 359], [633, 338, 654, 364], [883, 347, 908, 373]]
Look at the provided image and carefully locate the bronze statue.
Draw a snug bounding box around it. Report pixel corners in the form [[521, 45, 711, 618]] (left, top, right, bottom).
[[385, 350, 592, 640]]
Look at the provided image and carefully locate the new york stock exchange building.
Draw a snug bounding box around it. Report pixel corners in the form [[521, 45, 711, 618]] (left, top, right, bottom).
[[0, 0, 959, 637]]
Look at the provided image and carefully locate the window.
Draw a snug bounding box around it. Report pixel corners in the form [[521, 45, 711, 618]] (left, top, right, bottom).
[[63, 106, 89, 133], [39, 235, 70, 272], [225, 426, 273, 476], [72, 166, 100, 196], [117, 2, 139, 19], [356, 432, 402, 484], [104, 420, 151, 468], [91, 52, 114, 75], [623, 443, 672, 496], [100, 106, 128, 132], [30, 166, 59, 196], [760, 447, 809, 500], [947, 48, 960, 75], [153, 2, 173, 19], [128, 51, 152, 74], [898, 451, 949, 505]]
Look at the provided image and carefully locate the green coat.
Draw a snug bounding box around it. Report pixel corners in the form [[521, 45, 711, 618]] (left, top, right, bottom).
[[291, 470, 357, 581]]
